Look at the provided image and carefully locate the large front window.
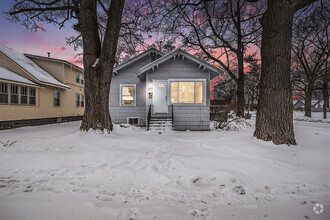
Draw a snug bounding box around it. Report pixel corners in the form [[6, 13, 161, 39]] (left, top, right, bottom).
[[121, 85, 135, 106], [171, 81, 204, 104]]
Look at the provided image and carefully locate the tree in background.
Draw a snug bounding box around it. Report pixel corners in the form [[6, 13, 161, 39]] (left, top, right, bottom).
[[253, 0, 316, 145], [151, 0, 264, 117], [244, 54, 260, 113], [291, 2, 329, 117], [6, 0, 153, 132]]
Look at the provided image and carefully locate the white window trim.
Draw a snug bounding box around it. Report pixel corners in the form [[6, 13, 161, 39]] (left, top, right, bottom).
[[75, 93, 80, 107], [76, 72, 80, 84], [168, 79, 206, 106], [80, 94, 84, 107], [120, 84, 136, 107], [80, 74, 84, 85]]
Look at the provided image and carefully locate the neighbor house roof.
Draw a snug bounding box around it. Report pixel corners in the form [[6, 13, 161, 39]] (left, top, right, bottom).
[[25, 54, 84, 72], [0, 67, 38, 86], [113, 48, 165, 74], [0, 45, 70, 89]]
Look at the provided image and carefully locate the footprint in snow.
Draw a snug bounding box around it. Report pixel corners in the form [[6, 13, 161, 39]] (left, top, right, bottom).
[[233, 185, 246, 195], [73, 188, 89, 193], [116, 208, 139, 220], [96, 194, 112, 201], [189, 208, 209, 217]]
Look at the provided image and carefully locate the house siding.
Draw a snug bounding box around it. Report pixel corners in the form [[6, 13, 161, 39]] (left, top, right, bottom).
[[109, 55, 151, 124], [147, 58, 210, 130], [0, 55, 85, 122], [108, 52, 212, 130], [173, 105, 210, 131], [28, 57, 65, 83]]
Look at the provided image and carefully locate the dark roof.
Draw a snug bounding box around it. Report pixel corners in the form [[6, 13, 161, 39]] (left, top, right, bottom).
[[136, 49, 222, 79], [113, 48, 165, 74]]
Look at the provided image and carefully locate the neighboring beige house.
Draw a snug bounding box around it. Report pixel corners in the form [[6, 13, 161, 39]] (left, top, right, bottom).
[[0, 45, 84, 129]]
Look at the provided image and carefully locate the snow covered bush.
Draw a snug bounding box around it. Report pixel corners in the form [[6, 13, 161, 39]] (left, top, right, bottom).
[[213, 112, 254, 131]]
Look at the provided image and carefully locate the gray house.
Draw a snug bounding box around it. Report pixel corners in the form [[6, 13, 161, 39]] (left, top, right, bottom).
[[109, 48, 220, 131]]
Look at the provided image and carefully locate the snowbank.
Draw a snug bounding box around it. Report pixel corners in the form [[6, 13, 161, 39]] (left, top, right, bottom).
[[0, 121, 329, 219]]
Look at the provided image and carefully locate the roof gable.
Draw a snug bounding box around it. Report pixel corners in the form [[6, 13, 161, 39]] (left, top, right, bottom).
[[25, 54, 84, 72], [0, 45, 70, 89], [136, 49, 221, 79], [114, 48, 165, 74]]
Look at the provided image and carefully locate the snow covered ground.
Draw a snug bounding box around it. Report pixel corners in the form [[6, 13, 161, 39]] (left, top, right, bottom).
[[0, 119, 329, 220], [293, 111, 330, 123]]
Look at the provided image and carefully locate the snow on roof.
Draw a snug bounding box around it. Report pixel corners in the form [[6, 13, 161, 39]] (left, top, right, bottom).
[[136, 49, 222, 79], [0, 67, 37, 86], [0, 45, 70, 89]]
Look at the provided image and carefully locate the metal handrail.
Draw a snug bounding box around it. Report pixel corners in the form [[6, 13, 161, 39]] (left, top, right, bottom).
[[171, 104, 174, 129], [147, 104, 152, 130]]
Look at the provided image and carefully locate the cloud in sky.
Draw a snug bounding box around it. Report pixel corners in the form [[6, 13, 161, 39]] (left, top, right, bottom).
[[53, 47, 66, 52]]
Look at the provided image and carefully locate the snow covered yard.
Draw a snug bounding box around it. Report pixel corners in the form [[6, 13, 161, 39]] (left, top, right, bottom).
[[0, 120, 329, 220]]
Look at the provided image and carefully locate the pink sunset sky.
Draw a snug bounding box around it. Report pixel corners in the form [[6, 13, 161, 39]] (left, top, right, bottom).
[[0, 0, 83, 67]]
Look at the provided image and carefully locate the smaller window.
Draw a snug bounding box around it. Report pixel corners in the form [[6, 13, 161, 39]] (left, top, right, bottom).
[[80, 94, 84, 107], [29, 88, 36, 105], [121, 85, 135, 106], [76, 93, 80, 107], [128, 117, 139, 125], [80, 75, 84, 85], [76, 73, 80, 83], [0, 82, 8, 104], [10, 84, 19, 105], [54, 90, 60, 106], [21, 86, 28, 105]]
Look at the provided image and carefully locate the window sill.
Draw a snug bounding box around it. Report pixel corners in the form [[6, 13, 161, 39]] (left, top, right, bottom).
[[120, 105, 136, 107], [171, 103, 206, 106]]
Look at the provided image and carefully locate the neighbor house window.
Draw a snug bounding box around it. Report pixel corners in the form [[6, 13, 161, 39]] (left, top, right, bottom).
[[76, 73, 80, 83], [10, 84, 19, 104], [29, 88, 36, 105], [120, 84, 135, 106], [76, 93, 80, 107], [80, 75, 84, 84], [20, 86, 28, 105], [80, 94, 84, 107], [170, 81, 204, 104], [54, 90, 60, 106], [0, 82, 8, 104]]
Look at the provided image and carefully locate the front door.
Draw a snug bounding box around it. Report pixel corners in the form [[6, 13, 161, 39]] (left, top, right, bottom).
[[153, 80, 168, 114]]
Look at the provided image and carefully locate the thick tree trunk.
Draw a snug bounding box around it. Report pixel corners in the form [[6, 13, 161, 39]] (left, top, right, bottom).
[[304, 85, 313, 117], [254, 0, 296, 145], [79, 0, 125, 132]]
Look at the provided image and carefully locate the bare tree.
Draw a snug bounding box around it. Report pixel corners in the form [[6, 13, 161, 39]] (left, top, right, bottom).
[[253, 0, 316, 145], [244, 54, 260, 113], [7, 0, 128, 132], [291, 2, 329, 117], [151, 0, 264, 117]]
